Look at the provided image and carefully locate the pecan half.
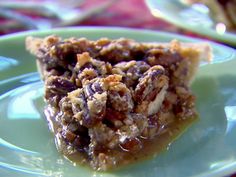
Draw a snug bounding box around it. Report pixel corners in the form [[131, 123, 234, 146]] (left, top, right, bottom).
[[74, 52, 112, 86], [84, 80, 107, 123], [112, 60, 150, 88], [107, 83, 134, 112], [134, 65, 169, 115], [45, 76, 77, 106], [145, 48, 182, 67]]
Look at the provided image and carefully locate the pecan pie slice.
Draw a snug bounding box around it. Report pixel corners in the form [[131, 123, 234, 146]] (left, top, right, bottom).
[[26, 36, 212, 171]]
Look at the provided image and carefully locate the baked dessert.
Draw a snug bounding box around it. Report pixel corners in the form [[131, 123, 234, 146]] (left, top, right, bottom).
[[26, 36, 212, 171], [185, 0, 236, 31]]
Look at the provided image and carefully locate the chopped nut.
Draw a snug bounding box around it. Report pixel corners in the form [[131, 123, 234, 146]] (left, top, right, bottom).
[[76, 52, 92, 68]]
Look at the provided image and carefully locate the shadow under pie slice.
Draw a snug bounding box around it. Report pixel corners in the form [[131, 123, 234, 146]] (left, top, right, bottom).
[[26, 36, 212, 171]]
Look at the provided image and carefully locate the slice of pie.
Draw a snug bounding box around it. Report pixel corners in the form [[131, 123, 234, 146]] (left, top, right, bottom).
[[26, 36, 212, 171]]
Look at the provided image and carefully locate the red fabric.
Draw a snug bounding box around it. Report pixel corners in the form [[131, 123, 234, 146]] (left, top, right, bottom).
[[0, 0, 210, 41], [80, 0, 204, 37]]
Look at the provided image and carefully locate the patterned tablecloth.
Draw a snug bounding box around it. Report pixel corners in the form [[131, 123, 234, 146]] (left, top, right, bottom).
[[0, 0, 236, 176]]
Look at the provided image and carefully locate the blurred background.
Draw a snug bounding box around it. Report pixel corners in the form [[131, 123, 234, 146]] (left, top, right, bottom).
[[1, 0, 235, 48], [0, 0, 177, 34]]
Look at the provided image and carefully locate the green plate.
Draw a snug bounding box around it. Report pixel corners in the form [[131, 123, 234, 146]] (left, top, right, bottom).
[[145, 0, 236, 46], [0, 27, 236, 177]]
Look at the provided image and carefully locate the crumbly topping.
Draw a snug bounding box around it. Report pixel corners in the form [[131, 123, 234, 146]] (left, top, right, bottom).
[[26, 36, 201, 171], [76, 52, 92, 68]]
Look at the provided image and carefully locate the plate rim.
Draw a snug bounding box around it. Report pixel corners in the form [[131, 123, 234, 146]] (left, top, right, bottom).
[[145, 0, 236, 46], [0, 25, 229, 43], [0, 26, 235, 58], [0, 26, 210, 41]]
